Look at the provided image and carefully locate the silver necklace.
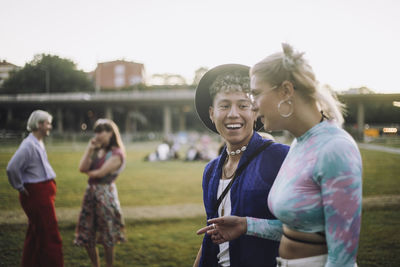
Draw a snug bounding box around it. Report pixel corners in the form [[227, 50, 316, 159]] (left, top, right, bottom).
[[226, 145, 247, 156]]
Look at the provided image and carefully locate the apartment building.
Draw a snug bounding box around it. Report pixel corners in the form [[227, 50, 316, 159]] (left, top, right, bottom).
[[93, 60, 145, 91]]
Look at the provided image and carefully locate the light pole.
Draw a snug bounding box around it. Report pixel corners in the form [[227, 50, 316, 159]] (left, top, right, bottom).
[[40, 66, 50, 93]]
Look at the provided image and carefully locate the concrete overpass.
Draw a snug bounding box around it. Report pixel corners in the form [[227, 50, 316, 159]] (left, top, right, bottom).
[[0, 90, 196, 137], [1, 90, 399, 138], [337, 93, 400, 140]]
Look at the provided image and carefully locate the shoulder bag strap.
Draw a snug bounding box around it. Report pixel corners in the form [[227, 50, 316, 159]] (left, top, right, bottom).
[[214, 140, 274, 212]]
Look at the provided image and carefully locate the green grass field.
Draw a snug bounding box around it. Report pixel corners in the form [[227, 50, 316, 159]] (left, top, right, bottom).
[[0, 208, 398, 267], [1, 141, 399, 266], [0, 142, 207, 210], [0, 218, 205, 267]]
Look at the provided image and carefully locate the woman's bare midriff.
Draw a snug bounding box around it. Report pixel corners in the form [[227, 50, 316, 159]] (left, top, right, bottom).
[[279, 225, 328, 259]]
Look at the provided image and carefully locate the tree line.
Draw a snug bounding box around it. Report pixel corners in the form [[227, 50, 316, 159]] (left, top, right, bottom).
[[0, 54, 209, 94], [1, 54, 94, 94]]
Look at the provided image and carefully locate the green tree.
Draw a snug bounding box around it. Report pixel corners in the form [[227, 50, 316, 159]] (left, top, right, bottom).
[[1, 54, 94, 94], [192, 67, 208, 85], [151, 73, 187, 85]]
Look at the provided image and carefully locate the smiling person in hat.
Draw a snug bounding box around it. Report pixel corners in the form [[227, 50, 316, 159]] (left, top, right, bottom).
[[193, 64, 289, 267]]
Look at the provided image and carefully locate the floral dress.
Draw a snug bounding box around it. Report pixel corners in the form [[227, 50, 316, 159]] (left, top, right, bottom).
[[74, 147, 126, 247]]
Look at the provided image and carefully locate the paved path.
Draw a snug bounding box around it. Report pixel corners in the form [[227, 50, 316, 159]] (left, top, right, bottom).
[[1, 196, 399, 224], [0, 203, 205, 224], [357, 143, 400, 154]]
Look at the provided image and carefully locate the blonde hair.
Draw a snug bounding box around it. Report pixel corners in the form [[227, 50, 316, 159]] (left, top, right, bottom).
[[26, 110, 53, 132], [93, 118, 126, 155], [250, 43, 344, 125]]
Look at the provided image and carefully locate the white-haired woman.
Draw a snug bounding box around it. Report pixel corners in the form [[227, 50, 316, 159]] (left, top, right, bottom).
[[6, 110, 64, 267], [198, 44, 362, 267]]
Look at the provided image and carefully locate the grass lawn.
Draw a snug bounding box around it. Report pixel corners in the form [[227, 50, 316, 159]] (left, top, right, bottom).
[[0, 217, 205, 267], [0, 141, 399, 266], [1, 143, 399, 211], [358, 206, 400, 267], [0, 207, 398, 267], [361, 150, 400, 196], [0, 141, 206, 210]]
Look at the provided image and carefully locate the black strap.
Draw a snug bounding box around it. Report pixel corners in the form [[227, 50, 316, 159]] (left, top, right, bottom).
[[282, 231, 326, 245], [214, 140, 274, 213]]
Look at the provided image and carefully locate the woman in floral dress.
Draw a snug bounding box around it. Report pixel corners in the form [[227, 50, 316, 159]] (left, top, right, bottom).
[[75, 118, 126, 267]]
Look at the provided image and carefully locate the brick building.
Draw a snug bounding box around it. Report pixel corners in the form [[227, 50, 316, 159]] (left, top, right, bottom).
[[93, 60, 145, 91]]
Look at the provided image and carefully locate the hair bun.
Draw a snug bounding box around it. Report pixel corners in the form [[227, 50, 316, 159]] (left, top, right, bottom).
[[281, 43, 304, 71]]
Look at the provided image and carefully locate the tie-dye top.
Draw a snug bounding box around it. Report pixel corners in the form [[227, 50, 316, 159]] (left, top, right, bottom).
[[246, 120, 362, 267]]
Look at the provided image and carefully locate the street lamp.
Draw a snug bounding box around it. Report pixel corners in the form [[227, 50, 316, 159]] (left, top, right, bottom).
[[40, 66, 50, 93]]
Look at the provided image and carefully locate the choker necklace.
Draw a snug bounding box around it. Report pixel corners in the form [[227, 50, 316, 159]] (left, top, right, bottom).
[[226, 145, 247, 156]]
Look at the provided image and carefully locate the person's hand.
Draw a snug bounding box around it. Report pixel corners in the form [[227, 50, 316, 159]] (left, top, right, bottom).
[[196, 216, 247, 244], [89, 138, 100, 150], [87, 169, 101, 179], [20, 188, 29, 196]]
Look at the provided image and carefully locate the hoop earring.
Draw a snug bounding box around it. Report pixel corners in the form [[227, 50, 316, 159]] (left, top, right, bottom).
[[277, 99, 293, 118]]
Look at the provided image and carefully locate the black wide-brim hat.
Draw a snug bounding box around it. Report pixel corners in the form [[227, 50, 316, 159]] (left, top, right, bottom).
[[194, 64, 264, 133]]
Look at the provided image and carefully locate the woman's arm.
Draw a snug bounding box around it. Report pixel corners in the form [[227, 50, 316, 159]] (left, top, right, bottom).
[[79, 138, 99, 173], [197, 215, 283, 245], [315, 138, 362, 267], [197, 216, 283, 244], [246, 217, 283, 241], [6, 142, 30, 194], [87, 155, 122, 179], [197, 216, 248, 244]]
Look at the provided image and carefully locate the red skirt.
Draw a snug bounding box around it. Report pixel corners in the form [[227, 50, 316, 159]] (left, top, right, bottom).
[[19, 179, 64, 267]]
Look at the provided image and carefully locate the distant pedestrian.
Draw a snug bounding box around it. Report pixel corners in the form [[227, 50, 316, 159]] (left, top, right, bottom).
[[75, 118, 126, 267], [6, 110, 64, 267]]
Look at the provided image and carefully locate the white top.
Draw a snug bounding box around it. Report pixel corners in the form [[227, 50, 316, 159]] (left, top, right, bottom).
[[217, 178, 232, 267], [157, 143, 170, 160], [6, 133, 56, 191]]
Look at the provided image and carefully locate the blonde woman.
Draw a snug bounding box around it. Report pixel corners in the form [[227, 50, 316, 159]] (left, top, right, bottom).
[[75, 119, 126, 267], [198, 44, 362, 267]]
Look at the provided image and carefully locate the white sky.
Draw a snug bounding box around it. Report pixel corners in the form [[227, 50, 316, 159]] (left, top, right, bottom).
[[1, 0, 399, 93]]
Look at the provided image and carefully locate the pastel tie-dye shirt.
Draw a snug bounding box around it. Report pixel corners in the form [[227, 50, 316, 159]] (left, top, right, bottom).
[[246, 121, 362, 267]]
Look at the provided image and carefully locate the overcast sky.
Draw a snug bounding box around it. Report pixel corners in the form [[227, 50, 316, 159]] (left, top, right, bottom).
[[1, 0, 399, 93]]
